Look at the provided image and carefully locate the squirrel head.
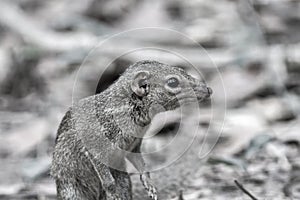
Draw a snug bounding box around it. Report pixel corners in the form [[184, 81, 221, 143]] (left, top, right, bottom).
[[123, 60, 212, 111]]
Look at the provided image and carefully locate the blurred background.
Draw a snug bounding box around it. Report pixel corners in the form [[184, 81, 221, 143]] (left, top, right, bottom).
[[0, 0, 300, 199]]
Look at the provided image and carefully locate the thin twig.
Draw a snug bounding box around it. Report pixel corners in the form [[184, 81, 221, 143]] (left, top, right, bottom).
[[234, 180, 259, 200], [178, 189, 184, 200]]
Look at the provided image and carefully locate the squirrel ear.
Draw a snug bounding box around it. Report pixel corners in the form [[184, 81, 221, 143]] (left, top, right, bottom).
[[131, 71, 150, 97]]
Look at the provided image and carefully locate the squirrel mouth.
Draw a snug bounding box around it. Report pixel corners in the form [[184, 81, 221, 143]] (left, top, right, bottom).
[[175, 95, 202, 107], [178, 96, 198, 102]]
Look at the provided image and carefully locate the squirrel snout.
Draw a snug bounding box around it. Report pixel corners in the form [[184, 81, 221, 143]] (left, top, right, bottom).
[[207, 87, 213, 96], [204, 86, 213, 98], [192, 84, 212, 99]]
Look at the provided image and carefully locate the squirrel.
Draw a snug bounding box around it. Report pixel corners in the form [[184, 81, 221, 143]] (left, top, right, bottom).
[[50, 60, 212, 200]]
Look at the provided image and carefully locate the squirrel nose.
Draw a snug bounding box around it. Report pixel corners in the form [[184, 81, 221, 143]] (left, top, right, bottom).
[[207, 87, 213, 95]]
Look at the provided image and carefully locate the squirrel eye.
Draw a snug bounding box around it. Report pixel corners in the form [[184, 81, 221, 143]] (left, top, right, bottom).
[[167, 77, 179, 88]]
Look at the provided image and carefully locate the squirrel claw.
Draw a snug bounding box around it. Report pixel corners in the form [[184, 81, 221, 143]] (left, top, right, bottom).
[[148, 185, 157, 200], [140, 173, 157, 200]]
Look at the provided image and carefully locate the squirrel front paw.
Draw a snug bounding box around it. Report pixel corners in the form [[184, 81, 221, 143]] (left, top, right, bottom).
[[140, 173, 158, 200]]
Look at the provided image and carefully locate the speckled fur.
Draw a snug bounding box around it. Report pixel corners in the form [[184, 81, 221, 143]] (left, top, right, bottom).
[[51, 60, 211, 200]]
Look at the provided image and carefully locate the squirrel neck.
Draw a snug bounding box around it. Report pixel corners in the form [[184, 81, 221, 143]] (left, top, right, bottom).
[[128, 93, 152, 127]]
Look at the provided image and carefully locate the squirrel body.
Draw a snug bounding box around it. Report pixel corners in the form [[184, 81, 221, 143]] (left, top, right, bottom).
[[51, 60, 212, 200]]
